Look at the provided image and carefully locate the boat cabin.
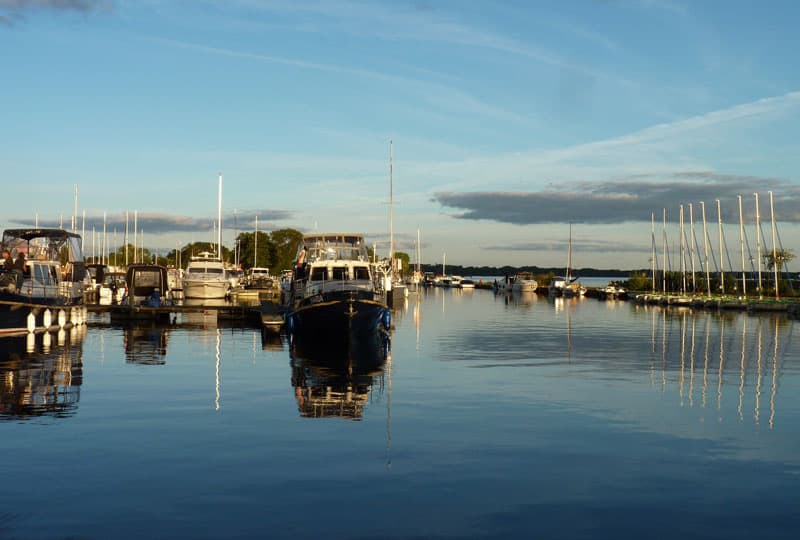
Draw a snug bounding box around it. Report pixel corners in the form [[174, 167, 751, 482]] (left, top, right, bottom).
[[125, 264, 169, 306]]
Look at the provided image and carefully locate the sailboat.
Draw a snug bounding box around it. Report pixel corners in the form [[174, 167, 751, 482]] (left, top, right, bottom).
[[548, 224, 585, 297]]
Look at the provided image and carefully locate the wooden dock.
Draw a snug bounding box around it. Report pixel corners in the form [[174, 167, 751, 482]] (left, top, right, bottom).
[[86, 301, 286, 328]]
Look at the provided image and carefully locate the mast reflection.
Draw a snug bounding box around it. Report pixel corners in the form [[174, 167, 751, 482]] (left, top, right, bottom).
[[640, 307, 794, 429], [0, 326, 86, 420], [290, 334, 390, 420]]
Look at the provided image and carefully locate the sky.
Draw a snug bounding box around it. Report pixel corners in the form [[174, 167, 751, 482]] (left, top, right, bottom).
[[2, 0, 800, 270]]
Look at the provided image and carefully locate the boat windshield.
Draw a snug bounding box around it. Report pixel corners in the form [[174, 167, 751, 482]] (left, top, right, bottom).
[[298, 234, 368, 263]]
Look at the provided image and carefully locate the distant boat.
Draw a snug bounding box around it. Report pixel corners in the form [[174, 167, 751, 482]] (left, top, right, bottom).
[[244, 267, 274, 290], [502, 271, 538, 293], [549, 224, 585, 297], [182, 251, 229, 300], [458, 278, 476, 289], [0, 228, 87, 336]]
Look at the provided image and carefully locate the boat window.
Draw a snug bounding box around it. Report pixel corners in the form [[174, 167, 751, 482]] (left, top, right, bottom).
[[310, 267, 327, 281], [353, 266, 370, 280], [332, 266, 348, 280], [33, 264, 56, 286], [204, 267, 224, 274]]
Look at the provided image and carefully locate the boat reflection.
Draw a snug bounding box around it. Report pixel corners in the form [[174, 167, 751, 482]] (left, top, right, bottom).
[[0, 325, 85, 420], [290, 334, 390, 420], [123, 324, 170, 365]]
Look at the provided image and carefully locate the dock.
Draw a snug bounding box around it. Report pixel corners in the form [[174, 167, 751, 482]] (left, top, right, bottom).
[[87, 300, 287, 328]]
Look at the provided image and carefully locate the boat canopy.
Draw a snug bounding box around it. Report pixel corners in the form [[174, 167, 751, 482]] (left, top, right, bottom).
[[297, 233, 368, 263], [2, 228, 86, 282], [125, 264, 168, 298]]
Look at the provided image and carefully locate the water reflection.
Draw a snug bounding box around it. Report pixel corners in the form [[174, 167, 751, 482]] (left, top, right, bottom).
[[290, 334, 390, 420], [640, 307, 795, 429], [123, 324, 170, 365], [0, 325, 85, 420]]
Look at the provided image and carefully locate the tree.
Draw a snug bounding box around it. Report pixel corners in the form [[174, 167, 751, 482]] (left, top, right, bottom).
[[270, 228, 304, 272], [393, 251, 410, 275], [764, 249, 795, 273]]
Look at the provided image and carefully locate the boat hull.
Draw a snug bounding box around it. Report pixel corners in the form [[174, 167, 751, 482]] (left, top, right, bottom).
[[182, 279, 229, 299], [289, 296, 389, 341]]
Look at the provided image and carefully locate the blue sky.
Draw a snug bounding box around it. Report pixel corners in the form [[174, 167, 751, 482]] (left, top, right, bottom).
[[2, 0, 800, 269]]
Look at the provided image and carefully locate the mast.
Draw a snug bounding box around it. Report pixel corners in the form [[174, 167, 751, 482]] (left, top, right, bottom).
[[651, 212, 656, 292], [134, 210, 138, 264], [254, 215, 258, 268], [103, 211, 107, 266], [218, 173, 223, 260], [566, 223, 573, 282], [689, 203, 696, 292], [125, 211, 129, 266], [416, 228, 421, 275], [755, 193, 762, 297], [701, 201, 710, 296], [443, 252, 446, 276], [389, 141, 394, 268], [769, 191, 779, 300], [662, 208, 667, 294], [72, 184, 78, 232], [679, 205, 686, 294], [716, 199, 724, 294], [738, 195, 746, 297]]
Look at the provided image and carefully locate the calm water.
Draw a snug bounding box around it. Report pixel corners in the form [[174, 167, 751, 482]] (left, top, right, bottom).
[[2, 289, 799, 539]]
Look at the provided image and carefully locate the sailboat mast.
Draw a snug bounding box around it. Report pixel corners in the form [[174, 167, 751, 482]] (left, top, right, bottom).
[[566, 223, 572, 282], [389, 141, 394, 267], [254, 215, 258, 268], [701, 201, 710, 296], [754, 193, 762, 297], [218, 173, 223, 260], [769, 191, 779, 300], [738, 195, 746, 297], [716, 199, 724, 294]]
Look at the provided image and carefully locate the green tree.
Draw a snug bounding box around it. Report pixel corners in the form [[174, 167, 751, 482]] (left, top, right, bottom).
[[764, 248, 795, 273], [393, 251, 410, 275], [235, 231, 276, 270], [270, 228, 304, 271]]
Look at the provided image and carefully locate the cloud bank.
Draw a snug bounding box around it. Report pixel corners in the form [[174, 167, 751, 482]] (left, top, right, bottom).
[[434, 172, 800, 225], [9, 209, 293, 235]]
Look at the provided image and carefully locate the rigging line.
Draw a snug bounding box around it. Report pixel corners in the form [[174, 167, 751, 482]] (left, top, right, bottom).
[[705, 227, 721, 275]]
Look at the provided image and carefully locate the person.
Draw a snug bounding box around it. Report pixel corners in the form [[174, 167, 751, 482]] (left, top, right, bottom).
[[14, 252, 26, 272], [2, 250, 12, 270], [295, 246, 308, 280]]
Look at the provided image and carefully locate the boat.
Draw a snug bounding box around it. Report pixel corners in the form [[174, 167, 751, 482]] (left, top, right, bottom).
[[182, 251, 229, 299], [458, 278, 476, 289], [113, 264, 172, 322], [97, 271, 126, 305], [501, 271, 539, 293], [285, 233, 391, 341], [0, 228, 87, 336], [548, 224, 585, 297], [244, 267, 274, 290]]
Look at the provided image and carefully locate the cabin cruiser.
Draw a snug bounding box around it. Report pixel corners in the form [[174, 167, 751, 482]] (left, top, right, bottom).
[[0, 228, 87, 336], [548, 276, 586, 297], [244, 267, 274, 289], [499, 272, 538, 293], [286, 233, 390, 342], [182, 251, 229, 299]]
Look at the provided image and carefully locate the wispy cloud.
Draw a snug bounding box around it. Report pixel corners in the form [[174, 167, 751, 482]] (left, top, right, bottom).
[[153, 37, 525, 124], [434, 172, 800, 225], [0, 0, 109, 25]]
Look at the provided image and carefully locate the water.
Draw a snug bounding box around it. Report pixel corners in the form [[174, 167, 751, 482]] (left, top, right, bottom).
[[2, 289, 799, 539]]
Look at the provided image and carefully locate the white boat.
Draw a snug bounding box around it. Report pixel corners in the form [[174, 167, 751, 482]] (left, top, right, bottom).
[[458, 278, 476, 289], [244, 267, 274, 289], [1, 228, 87, 336], [182, 251, 229, 299], [98, 271, 126, 305], [503, 272, 539, 293]]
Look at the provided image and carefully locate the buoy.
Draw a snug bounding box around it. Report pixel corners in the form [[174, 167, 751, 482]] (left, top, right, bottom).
[[43, 309, 52, 329], [58, 309, 66, 328], [70, 307, 77, 326], [26, 332, 35, 353], [27, 312, 36, 333], [42, 331, 51, 352]]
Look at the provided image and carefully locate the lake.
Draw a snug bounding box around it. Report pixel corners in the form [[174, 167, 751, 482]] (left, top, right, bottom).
[[2, 289, 799, 539]]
